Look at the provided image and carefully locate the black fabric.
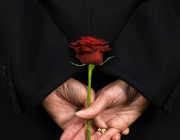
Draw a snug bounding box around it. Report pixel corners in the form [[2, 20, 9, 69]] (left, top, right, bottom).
[[1, 0, 180, 139], [122, 94, 180, 140], [38, 0, 145, 43], [0, 0, 84, 111], [102, 0, 180, 111], [0, 77, 63, 140]]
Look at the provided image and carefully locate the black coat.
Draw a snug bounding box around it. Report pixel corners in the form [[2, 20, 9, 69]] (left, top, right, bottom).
[[1, 0, 180, 139]]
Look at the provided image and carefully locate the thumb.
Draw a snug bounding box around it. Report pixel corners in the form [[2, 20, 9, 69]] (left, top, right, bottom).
[[75, 79, 130, 119], [75, 90, 110, 119]]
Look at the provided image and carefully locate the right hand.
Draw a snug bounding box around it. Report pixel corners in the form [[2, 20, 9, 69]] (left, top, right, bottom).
[[75, 79, 150, 140]]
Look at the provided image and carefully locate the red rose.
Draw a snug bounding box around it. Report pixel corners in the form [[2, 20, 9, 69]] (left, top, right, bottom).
[[69, 36, 111, 65]]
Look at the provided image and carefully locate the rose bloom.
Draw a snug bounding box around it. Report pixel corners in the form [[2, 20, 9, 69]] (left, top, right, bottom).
[[69, 36, 111, 65]]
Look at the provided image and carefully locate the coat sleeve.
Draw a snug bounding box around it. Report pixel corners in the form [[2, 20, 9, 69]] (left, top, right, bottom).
[[102, 0, 180, 112], [0, 0, 84, 113]]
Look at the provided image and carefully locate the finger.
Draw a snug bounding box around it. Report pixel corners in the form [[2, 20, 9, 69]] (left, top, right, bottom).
[[75, 89, 112, 119], [91, 130, 102, 140], [72, 125, 87, 140], [121, 127, 130, 135], [75, 80, 130, 119], [72, 121, 97, 140], [98, 128, 120, 140], [60, 116, 86, 140], [93, 115, 107, 129], [106, 117, 129, 132], [61, 78, 96, 107], [83, 87, 96, 107], [112, 132, 121, 140]]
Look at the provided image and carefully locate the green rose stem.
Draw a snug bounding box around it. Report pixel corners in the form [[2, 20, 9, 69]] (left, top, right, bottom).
[[87, 64, 95, 140], [69, 56, 115, 140]]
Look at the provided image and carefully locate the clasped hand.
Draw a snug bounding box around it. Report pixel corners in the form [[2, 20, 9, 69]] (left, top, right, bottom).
[[42, 78, 149, 140]]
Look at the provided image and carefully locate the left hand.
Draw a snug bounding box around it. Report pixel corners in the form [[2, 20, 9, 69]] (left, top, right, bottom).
[[42, 78, 96, 135]]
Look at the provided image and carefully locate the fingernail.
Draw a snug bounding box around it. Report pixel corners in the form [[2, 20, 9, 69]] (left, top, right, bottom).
[[75, 110, 86, 116], [96, 116, 107, 129], [101, 121, 107, 129], [103, 124, 107, 129]]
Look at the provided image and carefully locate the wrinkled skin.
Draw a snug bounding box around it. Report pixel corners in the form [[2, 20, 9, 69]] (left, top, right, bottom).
[[60, 79, 149, 140], [42, 78, 95, 130], [42, 78, 149, 140]]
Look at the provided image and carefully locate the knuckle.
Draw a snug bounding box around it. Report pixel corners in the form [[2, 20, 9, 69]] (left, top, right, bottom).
[[102, 86, 122, 105]]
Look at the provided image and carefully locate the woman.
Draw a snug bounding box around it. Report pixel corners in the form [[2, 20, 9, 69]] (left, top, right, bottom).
[[1, 0, 180, 139]]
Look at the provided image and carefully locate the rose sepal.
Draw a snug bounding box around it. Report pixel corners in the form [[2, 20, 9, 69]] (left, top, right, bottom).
[[69, 56, 115, 66]]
